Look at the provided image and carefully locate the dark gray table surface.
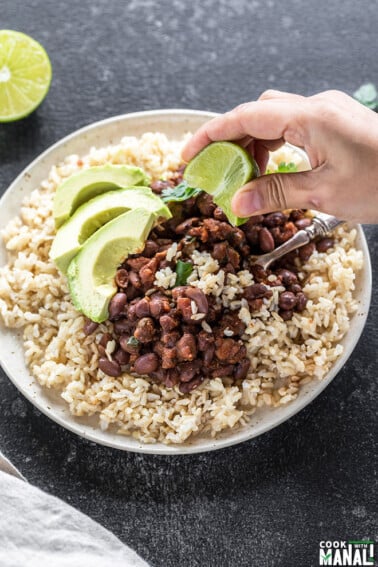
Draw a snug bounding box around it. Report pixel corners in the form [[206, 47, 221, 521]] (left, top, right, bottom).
[[1, 1, 377, 566]]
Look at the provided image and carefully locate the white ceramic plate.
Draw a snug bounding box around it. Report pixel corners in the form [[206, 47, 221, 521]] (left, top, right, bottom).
[[0, 110, 372, 454]]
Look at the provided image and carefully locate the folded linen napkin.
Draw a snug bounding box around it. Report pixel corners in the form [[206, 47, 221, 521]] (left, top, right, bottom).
[[0, 451, 149, 567]]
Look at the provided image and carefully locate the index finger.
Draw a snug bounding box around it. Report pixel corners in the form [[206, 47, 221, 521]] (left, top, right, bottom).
[[181, 99, 307, 162]]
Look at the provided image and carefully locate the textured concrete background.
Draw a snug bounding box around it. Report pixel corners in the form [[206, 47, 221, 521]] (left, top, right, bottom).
[[0, 1, 377, 566]]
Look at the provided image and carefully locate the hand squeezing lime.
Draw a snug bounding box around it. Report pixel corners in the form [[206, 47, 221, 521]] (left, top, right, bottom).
[[183, 141, 259, 226], [0, 30, 52, 122]]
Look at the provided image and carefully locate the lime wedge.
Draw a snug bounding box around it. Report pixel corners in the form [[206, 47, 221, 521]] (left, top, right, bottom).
[[0, 30, 52, 122], [183, 141, 259, 226]]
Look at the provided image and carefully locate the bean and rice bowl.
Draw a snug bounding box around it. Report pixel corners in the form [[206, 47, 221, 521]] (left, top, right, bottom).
[[0, 133, 363, 444]]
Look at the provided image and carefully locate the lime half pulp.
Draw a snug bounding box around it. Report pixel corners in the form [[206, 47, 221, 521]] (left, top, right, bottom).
[[0, 30, 52, 122], [183, 141, 259, 226]]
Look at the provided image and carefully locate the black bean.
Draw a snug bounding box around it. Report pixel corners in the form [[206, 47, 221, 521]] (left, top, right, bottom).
[[279, 291, 297, 310], [211, 363, 235, 378], [249, 264, 268, 283], [126, 286, 140, 300], [197, 193, 216, 217], [233, 358, 251, 380], [113, 318, 131, 335], [115, 268, 129, 288], [175, 217, 200, 234], [263, 212, 287, 227], [288, 283, 302, 294], [244, 224, 261, 246], [150, 295, 170, 318], [244, 215, 264, 226], [296, 292, 308, 312], [276, 269, 298, 286], [97, 344, 106, 356], [299, 242, 315, 262], [119, 334, 140, 353], [98, 357, 122, 377], [290, 209, 306, 221], [150, 179, 172, 193], [113, 348, 130, 365], [279, 309, 294, 321], [99, 333, 112, 348], [164, 368, 180, 388], [176, 333, 197, 361], [213, 207, 227, 221], [108, 292, 127, 319], [270, 227, 282, 244], [143, 240, 159, 257], [179, 376, 203, 394], [244, 283, 272, 300], [83, 318, 99, 335], [129, 270, 142, 289], [178, 361, 199, 382], [259, 227, 275, 252], [203, 344, 215, 367], [134, 353, 159, 375], [316, 237, 334, 253], [159, 314, 179, 331], [185, 287, 209, 314], [135, 298, 151, 318], [295, 217, 312, 230], [134, 317, 156, 343]]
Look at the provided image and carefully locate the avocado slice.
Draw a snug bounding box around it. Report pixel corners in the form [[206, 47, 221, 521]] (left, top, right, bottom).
[[67, 208, 155, 323], [50, 187, 171, 274], [53, 164, 151, 228]]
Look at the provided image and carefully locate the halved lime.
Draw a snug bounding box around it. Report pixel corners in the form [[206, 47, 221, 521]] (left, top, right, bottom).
[[183, 141, 259, 226], [0, 30, 52, 122]]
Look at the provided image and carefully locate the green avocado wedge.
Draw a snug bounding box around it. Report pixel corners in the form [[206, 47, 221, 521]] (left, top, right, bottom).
[[67, 208, 156, 323], [50, 187, 171, 274], [53, 164, 151, 228]]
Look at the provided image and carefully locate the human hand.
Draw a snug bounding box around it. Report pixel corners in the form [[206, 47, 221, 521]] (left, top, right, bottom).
[[182, 90, 378, 223]]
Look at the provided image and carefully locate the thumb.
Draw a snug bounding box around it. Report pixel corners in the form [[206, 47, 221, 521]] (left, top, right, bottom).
[[231, 171, 317, 217]]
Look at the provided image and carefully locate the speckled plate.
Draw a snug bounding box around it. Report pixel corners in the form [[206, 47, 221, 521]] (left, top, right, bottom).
[[0, 110, 372, 454]]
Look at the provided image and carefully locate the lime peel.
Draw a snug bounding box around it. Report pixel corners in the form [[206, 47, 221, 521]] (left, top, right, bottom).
[[0, 30, 52, 122], [183, 141, 259, 226]]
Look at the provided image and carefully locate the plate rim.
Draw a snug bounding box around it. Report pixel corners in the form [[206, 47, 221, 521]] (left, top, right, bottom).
[[0, 109, 372, 455]]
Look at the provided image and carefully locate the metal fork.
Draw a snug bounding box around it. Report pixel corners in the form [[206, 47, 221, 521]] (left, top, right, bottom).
[[250, 212, 344, 270]]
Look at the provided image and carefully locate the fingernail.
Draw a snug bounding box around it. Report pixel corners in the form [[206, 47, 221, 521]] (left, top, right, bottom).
[[232, 189, 263, 216]]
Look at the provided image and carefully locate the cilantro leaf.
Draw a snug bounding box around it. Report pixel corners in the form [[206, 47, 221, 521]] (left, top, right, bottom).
[[266, 161, 298, 174], [175, 260, 193, 286], [353, 83, 378, 110], [277, 161, 298, 173], [161, 181, 202, 203], [127, 336, 140, 347]]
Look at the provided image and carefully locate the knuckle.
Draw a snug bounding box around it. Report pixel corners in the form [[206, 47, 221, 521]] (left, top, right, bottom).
[[311, 98, 340, 123], [233, 102, 251, 115], [321, 89, 347, 100], [258, 89, 281, 100]]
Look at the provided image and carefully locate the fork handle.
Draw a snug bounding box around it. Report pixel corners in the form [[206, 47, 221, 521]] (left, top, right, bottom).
[[254, 230, 310, 269]]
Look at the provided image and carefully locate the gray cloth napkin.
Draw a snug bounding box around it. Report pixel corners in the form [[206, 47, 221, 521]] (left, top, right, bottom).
[[0, 452, 149, 567]]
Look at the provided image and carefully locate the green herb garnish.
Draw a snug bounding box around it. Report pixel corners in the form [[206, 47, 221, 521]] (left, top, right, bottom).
[[266, 161, 298, 174], [127, 336, 140, 347], [175, 260, 193, 286], [277, 161, 298, 173], [353, 83, 378, 110], [161, 181, 202, 203]]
